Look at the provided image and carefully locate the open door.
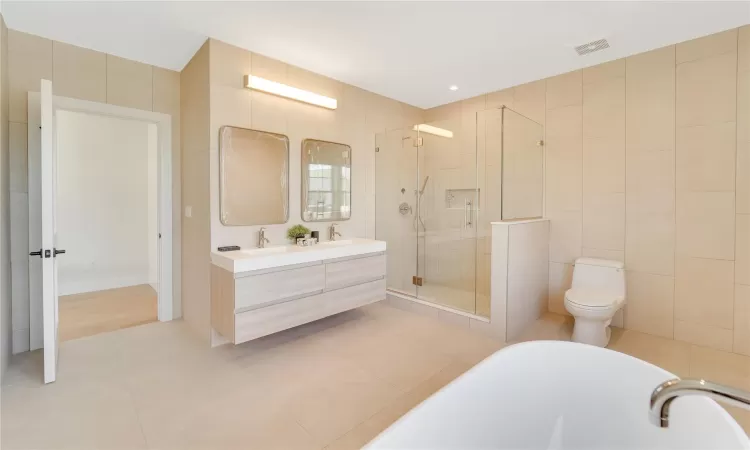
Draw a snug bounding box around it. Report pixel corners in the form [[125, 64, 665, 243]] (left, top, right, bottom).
[[37, 79, 60, 383]]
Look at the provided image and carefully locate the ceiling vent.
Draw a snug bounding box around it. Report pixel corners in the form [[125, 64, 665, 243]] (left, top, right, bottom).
[[574, 39, 610, 56]]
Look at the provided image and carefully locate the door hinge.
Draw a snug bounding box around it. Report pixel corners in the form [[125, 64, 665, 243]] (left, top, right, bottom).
[[412, 276, 423, 286], [375, 147, 380, 153]]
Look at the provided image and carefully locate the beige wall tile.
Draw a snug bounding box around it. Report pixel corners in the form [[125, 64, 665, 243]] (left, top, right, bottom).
[[582, 76, 625, 139], [582, 192, 625, 251], [674, 319, 733, 352], [52, 41, 106, 103], [8, 30, 52, 123], [583, 59, 625, 85], [545, 105, 581, 138], [209, 40, 251, 89], [545, 135, 582, 212], [583, 137, 625, 194], [676, 28, 738, 64], [735, 284, 750, 356], [548, 210, 582, 264], [738, 141, 750, 214], [676, 122, 736, 192], [676, 52, 737, 127], [675, 256, 734, 330], [739, 26, 750, 74], [152, 68, 180, 116], [624, 271, 674, 339], [738, 71, 750, 142], [512, 80, 545, 125], [545, 70, 581, 110], [548, 262, 573, 315], [485, 88, 514, 109], [737, 214, 750, 285], [676, 191, 735, 260], [626, 149, 675, 215], [582, 247, 624, 262], [106, 55, 153, 111], [625, 213, 675, 276], [209, 85, 251, 147], [250, 52, 287, 83], [9, 122, 27, 194], [626, 46, 676, 152]]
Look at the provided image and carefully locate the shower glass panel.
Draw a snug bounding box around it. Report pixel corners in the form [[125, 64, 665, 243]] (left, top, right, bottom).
[[374, 129, 419, 297], [501, 108, 544, 220], [415, 118, 478, 314]]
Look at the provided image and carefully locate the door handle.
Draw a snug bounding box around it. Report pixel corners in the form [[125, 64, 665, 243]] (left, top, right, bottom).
[[29, 249, 42, 258], [53, 249, 66, 257]]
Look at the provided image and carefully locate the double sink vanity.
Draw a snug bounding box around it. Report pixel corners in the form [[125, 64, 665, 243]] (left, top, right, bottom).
[[210, 238, 386, 344]]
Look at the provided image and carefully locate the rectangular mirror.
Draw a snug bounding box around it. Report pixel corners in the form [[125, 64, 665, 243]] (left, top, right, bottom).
[[301, 139, 351, 222], [219, 126, 289, 225]]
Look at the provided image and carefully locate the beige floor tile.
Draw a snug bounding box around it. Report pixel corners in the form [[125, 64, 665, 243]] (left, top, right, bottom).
[[689, 345, 750, 391], [1, 379, 147, 450], [608, 329, 691, 377], [510, 312, 574, 343]]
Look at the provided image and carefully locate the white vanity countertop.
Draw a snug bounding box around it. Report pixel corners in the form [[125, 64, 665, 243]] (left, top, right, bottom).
[[211, 238, 387, 273]]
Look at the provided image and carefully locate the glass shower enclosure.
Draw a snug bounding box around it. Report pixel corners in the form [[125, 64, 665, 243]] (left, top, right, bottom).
[[375, 106, 543, 318]]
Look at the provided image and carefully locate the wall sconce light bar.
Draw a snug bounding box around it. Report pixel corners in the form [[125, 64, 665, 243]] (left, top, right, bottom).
[[413, 124, 454, 138], [245, 75, 337, 110]]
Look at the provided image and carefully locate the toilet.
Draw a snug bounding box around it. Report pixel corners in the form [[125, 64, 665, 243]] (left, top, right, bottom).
[[564, 258, 626, 347]]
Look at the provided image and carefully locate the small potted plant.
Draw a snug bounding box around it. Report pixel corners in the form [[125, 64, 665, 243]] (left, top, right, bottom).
[[287, 224, 311, 243]]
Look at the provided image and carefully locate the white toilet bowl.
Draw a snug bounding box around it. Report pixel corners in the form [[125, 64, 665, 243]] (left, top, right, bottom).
[[564, 289, 624, 347], [564, 258, 626, 347]]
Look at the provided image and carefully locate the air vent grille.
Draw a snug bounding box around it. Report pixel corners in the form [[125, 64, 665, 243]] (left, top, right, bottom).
[[575, 39, 610, 56]]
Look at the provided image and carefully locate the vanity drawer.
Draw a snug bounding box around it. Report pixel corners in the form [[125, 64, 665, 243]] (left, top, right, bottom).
[[325, 253, 386, 290], [234, 264, 325, 311], [234, 278, 386, 343]]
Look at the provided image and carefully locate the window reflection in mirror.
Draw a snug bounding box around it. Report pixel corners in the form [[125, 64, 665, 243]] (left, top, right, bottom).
[[301, 139, 351, 222]]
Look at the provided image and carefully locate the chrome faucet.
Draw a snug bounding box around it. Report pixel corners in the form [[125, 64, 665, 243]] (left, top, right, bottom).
[[258, 227, 270, 248], [649, 378, 750, 428], [329, 223, 342, 241]]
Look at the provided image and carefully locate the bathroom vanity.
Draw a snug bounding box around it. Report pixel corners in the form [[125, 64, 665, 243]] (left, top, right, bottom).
[[210, 238, 386, 344]]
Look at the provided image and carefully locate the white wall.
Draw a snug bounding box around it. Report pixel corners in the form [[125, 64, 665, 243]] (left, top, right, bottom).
[[56, 110, 157, 295]]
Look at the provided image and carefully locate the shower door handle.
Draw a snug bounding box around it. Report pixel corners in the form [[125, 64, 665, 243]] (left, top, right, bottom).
[[465, 200, 473, 228]]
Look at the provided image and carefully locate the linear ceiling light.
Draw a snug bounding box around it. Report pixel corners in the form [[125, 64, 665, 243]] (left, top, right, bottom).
[[413, 124, 454, 138], [245, 75, 337, 110]]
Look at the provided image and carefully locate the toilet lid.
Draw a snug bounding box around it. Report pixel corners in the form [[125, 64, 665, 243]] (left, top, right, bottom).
[[565, 289, 623, 308]]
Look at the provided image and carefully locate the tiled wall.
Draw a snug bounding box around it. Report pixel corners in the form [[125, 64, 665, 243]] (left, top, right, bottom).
[[6, 30, 182, 353], [427, 25, 750, 355]]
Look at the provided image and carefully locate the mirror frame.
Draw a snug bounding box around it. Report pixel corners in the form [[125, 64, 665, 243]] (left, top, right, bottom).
[[300, 138, 352, 223], [219, 125, 290, 226]]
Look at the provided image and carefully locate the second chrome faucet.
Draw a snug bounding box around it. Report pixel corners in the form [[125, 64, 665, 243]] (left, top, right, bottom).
[[329, 223, 342, 241]]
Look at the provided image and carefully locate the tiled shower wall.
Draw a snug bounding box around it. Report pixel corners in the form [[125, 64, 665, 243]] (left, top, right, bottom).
[[426, 26, 750, 355]]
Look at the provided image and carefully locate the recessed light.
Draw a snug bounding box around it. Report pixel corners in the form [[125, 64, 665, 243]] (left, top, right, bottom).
[[449, 85, 458, 91]]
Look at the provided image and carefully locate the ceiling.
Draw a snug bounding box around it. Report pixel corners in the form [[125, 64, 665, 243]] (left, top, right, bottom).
[[3, 1, 749, 109]]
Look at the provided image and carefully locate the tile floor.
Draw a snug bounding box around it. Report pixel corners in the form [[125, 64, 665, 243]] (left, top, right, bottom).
[[59, 284, 158, 341], [1, 303, 748, 450]]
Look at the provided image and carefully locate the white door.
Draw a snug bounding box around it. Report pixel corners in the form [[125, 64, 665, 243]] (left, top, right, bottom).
[[40, 79, 60, 384]]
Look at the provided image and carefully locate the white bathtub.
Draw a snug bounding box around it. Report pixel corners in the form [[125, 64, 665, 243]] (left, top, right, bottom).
[[367, 341, 749, 449]]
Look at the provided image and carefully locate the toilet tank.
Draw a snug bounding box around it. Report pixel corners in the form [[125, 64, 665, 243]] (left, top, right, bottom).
[[571, 258, 626, 297]]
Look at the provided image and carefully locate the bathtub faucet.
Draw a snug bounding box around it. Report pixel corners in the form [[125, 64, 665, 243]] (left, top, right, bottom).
[[649, 378, 750, 428]]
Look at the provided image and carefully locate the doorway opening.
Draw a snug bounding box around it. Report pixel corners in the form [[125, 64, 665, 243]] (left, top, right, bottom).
[[55, 111, 159, 341]]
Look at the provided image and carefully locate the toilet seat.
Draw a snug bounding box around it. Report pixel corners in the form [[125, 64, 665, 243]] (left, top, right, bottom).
[[565, 289, 624, 310]]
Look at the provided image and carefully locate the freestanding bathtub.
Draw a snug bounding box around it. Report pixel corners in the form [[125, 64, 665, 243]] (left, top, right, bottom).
[[367, 341, 750, 449]]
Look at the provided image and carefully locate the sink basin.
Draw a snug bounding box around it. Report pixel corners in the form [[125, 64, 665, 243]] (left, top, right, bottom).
[[321, 239, 355, 246], [239, 246, 291, 256], [211, 238, 386, 274]]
